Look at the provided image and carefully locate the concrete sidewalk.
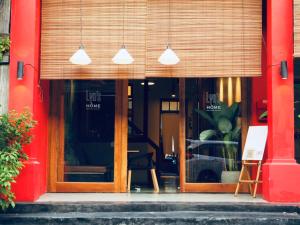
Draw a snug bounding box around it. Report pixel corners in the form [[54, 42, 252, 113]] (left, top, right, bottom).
[[36, 193, 267, 203]]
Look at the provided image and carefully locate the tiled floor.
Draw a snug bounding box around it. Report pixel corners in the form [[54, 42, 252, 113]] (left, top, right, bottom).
[[36, 193, 266, 203]]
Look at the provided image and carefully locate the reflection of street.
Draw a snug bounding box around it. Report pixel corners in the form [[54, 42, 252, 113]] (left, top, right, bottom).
[[185, 140, 240, 183], [186, 153, 224, 183], [186, 139, 238, 150]]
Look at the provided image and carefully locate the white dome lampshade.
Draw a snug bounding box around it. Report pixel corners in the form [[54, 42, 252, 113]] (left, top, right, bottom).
[[158, 46, 180, 65], [69, 45, 92, 65], [112, 46, 134, 65]]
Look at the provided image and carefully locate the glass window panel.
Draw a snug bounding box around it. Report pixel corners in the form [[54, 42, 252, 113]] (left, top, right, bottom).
[[128, 100, 133, 110], [128, 85, 132, 97], [170, 101, 178, 111], [185, 78, 242, 184], [162, 101, 170, 111], [63, 80, 115, 182]]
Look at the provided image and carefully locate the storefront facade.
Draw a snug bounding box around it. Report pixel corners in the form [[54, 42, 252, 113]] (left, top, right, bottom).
[[7, 0, 300, 202]]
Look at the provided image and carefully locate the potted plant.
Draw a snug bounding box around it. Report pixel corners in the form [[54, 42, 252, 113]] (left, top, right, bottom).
[[0, 109, 36, 210], [196, 102, 241, 183], [0, 36, 10, 64]]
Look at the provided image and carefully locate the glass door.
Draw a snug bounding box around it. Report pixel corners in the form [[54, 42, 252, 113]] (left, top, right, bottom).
[[179, 78, 248, 192], [48, 80, 128, 192]]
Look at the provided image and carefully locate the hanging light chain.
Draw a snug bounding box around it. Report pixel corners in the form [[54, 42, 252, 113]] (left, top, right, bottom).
[[123, 0, 125, 47], [80, 0, 83, 46], [168, 0, 171, 47]]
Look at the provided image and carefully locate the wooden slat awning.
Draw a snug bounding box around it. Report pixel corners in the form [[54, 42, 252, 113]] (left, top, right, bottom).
[[41, 0, 262, 79], [295, 0, 300, 57]]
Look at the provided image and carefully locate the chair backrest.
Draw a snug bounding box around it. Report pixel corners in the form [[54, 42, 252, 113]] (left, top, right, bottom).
[[242, 126, 268, 161]]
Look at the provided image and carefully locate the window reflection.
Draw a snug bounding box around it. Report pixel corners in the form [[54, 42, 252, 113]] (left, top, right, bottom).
[[185, 78, 242, 184], [63, 80, 115, 182]]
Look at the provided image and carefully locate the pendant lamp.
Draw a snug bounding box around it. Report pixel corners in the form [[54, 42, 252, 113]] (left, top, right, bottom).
[[69, 0, 91, 65], [158, 0, 180, 65], [112, 0, 134, 64], [158, 45, 180, 65], [112, 45, 134, 65]]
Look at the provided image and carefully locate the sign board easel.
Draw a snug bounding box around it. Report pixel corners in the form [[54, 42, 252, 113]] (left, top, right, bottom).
[[234, 126, 268, 198]]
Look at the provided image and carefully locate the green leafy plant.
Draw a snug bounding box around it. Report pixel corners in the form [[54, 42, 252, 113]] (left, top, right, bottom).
[[196, 102, 241, 171], [259, 111, 267, 120], [0, 109, 36, 210], [259, 111, 300, 121], [0, 36, 10, 61]]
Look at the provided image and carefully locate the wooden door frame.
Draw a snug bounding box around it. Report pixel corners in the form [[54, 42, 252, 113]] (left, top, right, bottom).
[[179, 78, 250, 193], [48, 80, 128, 192]]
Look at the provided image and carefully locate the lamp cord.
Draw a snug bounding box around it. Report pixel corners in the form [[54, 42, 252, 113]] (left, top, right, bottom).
[[123, 0, 125, 46], [168, 0, 171, 47], [80, 0, 83, 46], [24, 63, 44, 102]]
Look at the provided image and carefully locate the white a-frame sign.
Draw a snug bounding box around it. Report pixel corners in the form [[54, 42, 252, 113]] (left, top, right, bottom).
[[235, 126, 268, 198]]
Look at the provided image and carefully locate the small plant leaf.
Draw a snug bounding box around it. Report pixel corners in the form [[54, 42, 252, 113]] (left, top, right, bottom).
[[199, 129, 217, 141], [259, 111, 268, 119], [218, 117, 232, 134]]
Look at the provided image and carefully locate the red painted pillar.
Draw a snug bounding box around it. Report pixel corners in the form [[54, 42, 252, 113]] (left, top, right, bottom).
[[9, 0, 49, 201], [262, 0, 300, 202]]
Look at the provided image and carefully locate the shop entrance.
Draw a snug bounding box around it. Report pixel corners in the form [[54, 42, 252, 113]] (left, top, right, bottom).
[[127, 79, 180, 192], [48, 78, 248, 193], [48, 80, 128, 192]]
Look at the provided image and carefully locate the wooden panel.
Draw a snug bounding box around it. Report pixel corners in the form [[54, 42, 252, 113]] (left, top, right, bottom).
[[295, 0, 300, 56], [57, 94, 65, 182], [147, 0, 262, 77], [41, 0, 146, 79], [120, 80, 128, 192], [48, 81, 64, 192], [0, 0, 10, 34], [65, 166, 107, 173], [184, 183, 248, 193], [56, 182, 115, 192], [41, 0, 262, 79], [0, 66, 9, 114], [0, 0, 10, 114], [179, 79, 186, 192]]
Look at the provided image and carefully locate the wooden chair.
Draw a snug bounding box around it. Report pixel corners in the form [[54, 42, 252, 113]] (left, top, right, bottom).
[[127, 152, 159, 193], [234, 126, 268, 198]]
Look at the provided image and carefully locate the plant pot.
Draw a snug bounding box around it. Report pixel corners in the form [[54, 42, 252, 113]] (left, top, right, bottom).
[[0, 52, 9, 64], [221, 171, 240, 183]]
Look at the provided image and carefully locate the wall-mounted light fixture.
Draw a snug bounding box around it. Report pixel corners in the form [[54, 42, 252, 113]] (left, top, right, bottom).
[[17, 61, 24, 80], [280, 60, 288, 79]]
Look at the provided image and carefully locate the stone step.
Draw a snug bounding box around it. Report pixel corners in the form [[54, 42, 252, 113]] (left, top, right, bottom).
[[1, 202, 299, 225], [2, 202, 300, 214], [0, 210, 300, 225]]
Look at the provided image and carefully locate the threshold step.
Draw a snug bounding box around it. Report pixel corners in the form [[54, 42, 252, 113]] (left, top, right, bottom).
[[3, 202, 300, 214], [0, 211, 300, 225]]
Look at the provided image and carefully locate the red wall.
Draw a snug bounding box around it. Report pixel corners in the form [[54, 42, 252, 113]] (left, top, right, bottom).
[[9, 0, 49, 201], [8, 0, 300, 202], [262, 0, 300, 202]]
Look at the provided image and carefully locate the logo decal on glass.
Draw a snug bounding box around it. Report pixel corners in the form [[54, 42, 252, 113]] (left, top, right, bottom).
[[205, 92, 222, 111], [86, 90, 101, 110]]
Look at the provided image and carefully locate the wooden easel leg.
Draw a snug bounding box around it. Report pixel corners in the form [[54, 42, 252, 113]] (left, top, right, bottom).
[[150, 169, 159, 193], [127, 170, 132, 192], [253, 161, 262, 198], [245, 167, 253, 195], [235, 163, 245, 196]]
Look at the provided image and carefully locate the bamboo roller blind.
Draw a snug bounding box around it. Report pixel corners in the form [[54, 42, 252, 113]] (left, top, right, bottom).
[[41, 0, 262, 79], [295, 0, 300, 57], [41, 0, 146, 79]]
